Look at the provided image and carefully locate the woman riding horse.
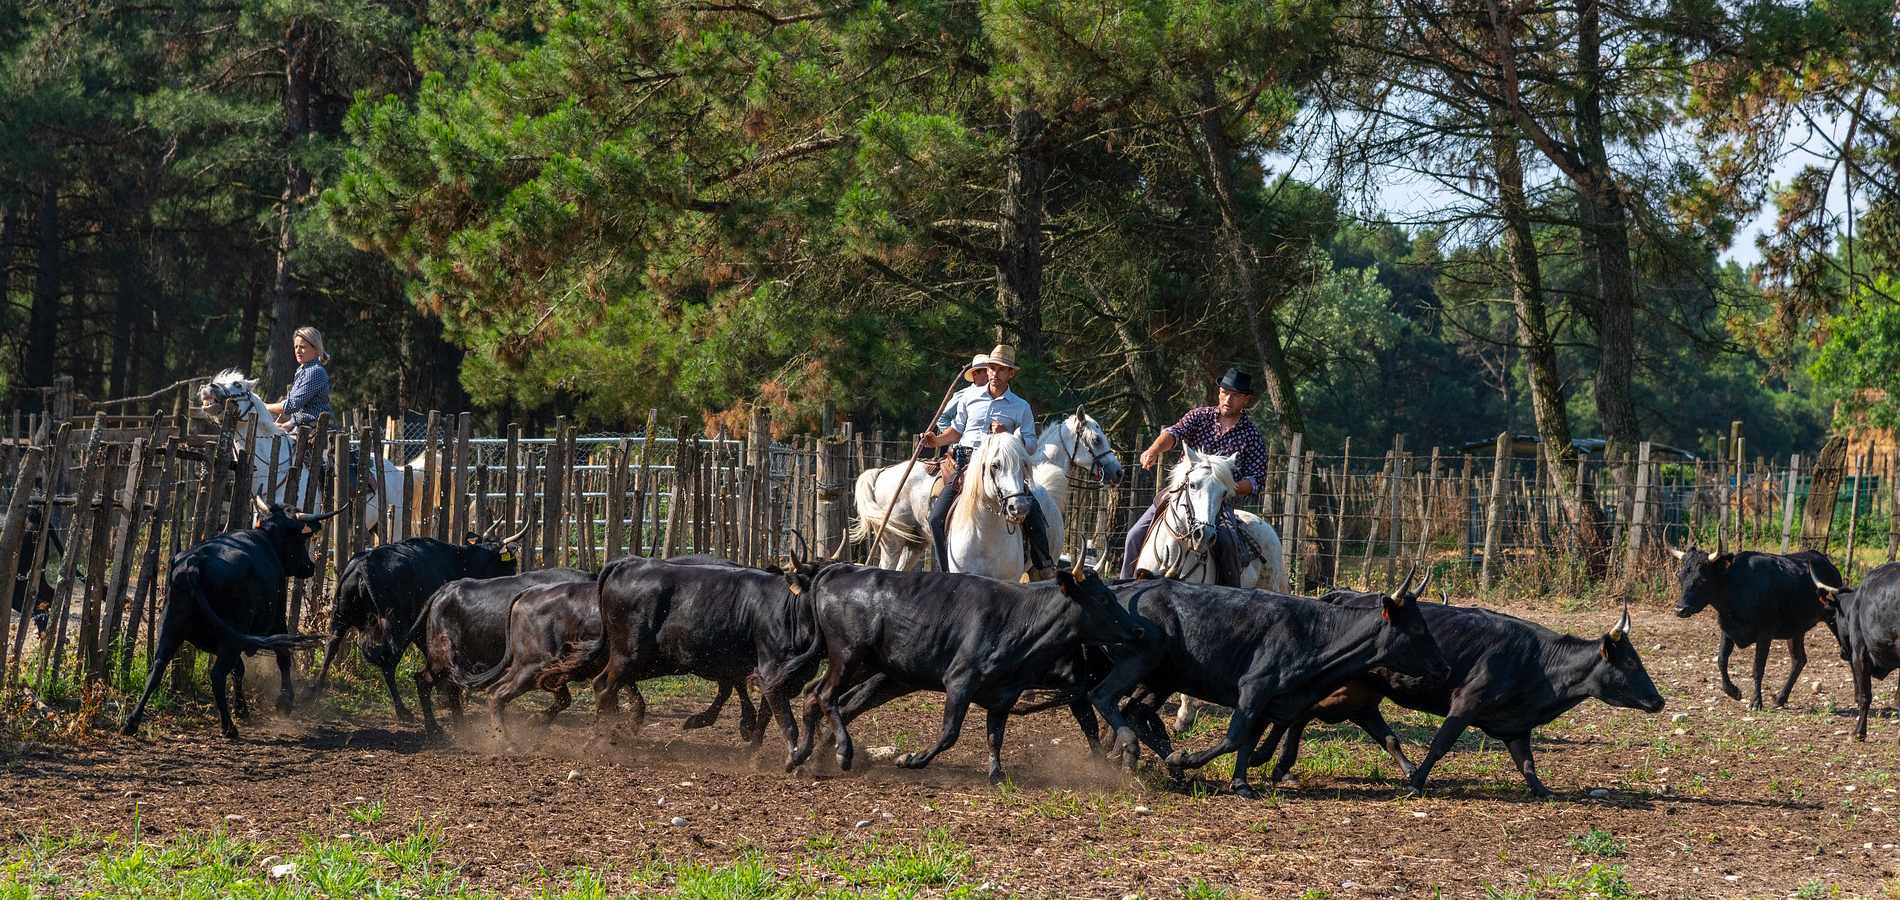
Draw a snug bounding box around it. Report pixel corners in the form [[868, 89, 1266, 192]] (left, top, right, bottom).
[[263, 325, 332, 435], [919, 344, 1057, 579], [1123, 367, 1268, 583]]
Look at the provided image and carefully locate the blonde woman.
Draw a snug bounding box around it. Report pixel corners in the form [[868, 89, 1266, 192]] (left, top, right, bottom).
[[264, 326, 333, 431]]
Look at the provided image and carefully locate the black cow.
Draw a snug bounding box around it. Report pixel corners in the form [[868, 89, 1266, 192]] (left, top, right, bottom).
[[536, 553, 824, 755], [314, 525, 529, 720], [455, 580, 601, 738], [411, 566, 593, 735], [1670, 544, 1841, 708], [1811, 564, 1900, 741], [7, 505, 58, 634], [120, 497, 344, 739], [1092, 578, 1449, 798], [1256, 597, 1665, 797], [787, 557, 1147, 784]]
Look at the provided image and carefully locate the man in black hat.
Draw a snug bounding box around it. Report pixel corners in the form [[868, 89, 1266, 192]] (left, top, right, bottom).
[[1121, 367, 1268, 583]]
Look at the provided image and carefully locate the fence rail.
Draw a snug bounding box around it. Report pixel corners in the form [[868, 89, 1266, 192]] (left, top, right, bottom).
[[0, 398, 1892, 699]]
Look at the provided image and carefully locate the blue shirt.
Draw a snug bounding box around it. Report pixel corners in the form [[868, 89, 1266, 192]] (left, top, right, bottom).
[[936, 384, 989, 432], [946, 387, 1035, 449], [283, 361, 332, 422]]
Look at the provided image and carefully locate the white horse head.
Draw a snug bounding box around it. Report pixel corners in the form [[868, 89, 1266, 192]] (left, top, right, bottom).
[[1046, 408, 1124, 485], [1165, 446, 1237, 558], [199, 370, 287, 436], [956, 431, 1036, 526]]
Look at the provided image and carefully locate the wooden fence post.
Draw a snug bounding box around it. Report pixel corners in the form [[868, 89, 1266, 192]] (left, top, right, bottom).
[[1780, 454, 1801, 554], [636, 410, 657, 555], [0, 447, 46, 685], [122, 437, 179, 678], [544, 417, 567, 566], [1624, 441, 1653, 578], [98, 438, 150, 680], [1481, 432, 1510, 588], [661, 417, 687, 558]]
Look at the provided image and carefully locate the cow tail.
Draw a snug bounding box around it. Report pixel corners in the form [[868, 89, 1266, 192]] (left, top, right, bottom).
[[763, 572, 827, 697], [400, 588, 439, 651], [176, 557, 313, 653], [453, 592, 524, 691], [536, 638, 603, 691]]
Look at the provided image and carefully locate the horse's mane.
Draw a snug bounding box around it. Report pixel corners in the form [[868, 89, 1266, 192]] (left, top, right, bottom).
[[955, 432, 1030, 524], [1168, 450, 1237, 496]]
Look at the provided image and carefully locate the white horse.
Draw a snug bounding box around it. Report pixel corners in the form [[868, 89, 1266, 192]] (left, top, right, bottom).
[[1133, 446, 1285, 591], [849, 410, 1123, 574], [198, 370, 427, 536]]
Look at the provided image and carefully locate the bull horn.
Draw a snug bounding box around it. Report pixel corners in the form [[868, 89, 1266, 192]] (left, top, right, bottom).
[[252, 494, 273, 516], [500, 521, 531, 545], [1071, 540, 1089, 578], [300, 499, 354, 523], [481, 518, 505, 538], [1611, 604, 1631, 640], [1412, 566, 1433, 598], [829, 528, 850, 562], [1393, 566, 1417, 597], [1810, 564, 1843, 596], [789, 529, 811, 568]]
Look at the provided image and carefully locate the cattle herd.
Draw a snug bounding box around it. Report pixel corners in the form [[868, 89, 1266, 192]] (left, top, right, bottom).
[[112, 497, 1900, 804]]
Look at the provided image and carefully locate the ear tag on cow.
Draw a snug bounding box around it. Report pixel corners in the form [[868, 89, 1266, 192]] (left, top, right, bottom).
[[1380, 605, 1391, 623], [467, 536, 478, 545], [301, 525, 314, 536], [501, 551, 515, 563], [787, 582, 803, 597]]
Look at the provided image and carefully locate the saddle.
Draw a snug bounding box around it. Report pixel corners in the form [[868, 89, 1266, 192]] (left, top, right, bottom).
[[925, 454, 960, 501]]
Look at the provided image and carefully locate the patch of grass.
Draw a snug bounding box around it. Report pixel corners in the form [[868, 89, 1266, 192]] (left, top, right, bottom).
[[1795, 879, 1836, 899], [1566, 827, 1626, 859], [1482, 864, 1635, 900], [346, 800, 386, 826], [845, 828, 972, 888], [1182, 878, 1234, 899]]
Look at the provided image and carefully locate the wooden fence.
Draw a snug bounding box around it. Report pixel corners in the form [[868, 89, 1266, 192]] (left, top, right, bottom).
[[0, 397, 1890, 699]]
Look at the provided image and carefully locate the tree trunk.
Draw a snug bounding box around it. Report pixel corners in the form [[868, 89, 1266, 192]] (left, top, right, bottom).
[[264, 19, 317, 393], [238, 264, 265, 376], [1573, 0, 1639, 455], [995, 99, 1046, 359], [1191, 76, 1305, 445], [109, 257, 140, 398], [26, 179, 61, 395], [1110, 313, 1173, 431], [1495, 122, 1609, 569]]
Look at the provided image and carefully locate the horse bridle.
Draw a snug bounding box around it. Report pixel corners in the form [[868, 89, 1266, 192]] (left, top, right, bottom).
[[1060, 416, 1113, 481], [1155, 468, 1224, 580]]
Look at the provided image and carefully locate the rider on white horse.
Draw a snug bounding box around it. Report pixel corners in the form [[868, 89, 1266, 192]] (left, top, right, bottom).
[[919, 343, 1058, 579], [1123, 367, 1268, 584]]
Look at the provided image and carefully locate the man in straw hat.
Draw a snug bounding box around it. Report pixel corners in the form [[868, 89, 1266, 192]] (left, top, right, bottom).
[[1121, 366, 1268, 584], [919, 344, 1057, 578]]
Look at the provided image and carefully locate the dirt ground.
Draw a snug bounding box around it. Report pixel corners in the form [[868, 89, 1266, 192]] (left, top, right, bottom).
[[4, 600, 1900, 897]]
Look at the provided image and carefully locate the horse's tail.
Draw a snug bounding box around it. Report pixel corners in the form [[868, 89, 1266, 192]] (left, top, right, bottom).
[[850, 468, 924, 546]]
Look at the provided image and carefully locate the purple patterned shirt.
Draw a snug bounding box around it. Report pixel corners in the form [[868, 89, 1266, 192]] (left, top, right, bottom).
[[1166, 406, 1268, 490]]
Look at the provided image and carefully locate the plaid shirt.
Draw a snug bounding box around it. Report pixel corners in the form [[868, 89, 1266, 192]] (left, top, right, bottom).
[[283, 361, 332, 423], [1166, 406, 1267, 490]]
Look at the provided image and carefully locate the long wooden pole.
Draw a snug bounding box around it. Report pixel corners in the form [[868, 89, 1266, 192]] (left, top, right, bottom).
[[866, 365, 970, 559]]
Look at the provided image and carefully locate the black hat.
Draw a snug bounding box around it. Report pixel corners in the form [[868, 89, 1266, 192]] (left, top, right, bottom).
[[1217, 367, 1256, 395]]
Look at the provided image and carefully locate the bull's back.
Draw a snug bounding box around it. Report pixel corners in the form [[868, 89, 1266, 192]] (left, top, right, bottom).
[[1845, 564, 1900, 674]]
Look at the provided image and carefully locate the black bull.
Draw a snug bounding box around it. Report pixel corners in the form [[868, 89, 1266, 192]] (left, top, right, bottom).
[[411, 567, 594, 735], [788, 561, 1148, 784], [121, 499, 345, 739], [535, 555, 823, 753], [1088, 579, 1451, 798], [315, 526, 528, 720], [1254, 595, 1666, 797]]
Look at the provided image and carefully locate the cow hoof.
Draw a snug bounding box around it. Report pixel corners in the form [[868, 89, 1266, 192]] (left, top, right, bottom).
[[1164, 750, 1189, 768], [987, 769, 1006, 786], [1719, 683, 1741, 701], [1231, 783, 1260, 800], [682, 713, 716, 730], [896, 752, 929, 769], [1529, 786, 1555, 799], [1274, 776, 1301, 791], [1747, 699, 1763, 711], [118, 722, 138, 737], [394, 711, 415, 725], [221, 727, 241, 741], [276, 699, 294, 715]]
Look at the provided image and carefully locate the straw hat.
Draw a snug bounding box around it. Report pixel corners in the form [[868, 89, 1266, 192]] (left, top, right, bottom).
[[963, 353, 991, 383], [985, 344, 1019, 371]]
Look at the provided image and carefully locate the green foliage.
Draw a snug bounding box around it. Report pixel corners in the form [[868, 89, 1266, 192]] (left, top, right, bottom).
[[1566, 828, 1626, 859], [1482, 864, 1636, 900], [1811, 277, 1900, 430]]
